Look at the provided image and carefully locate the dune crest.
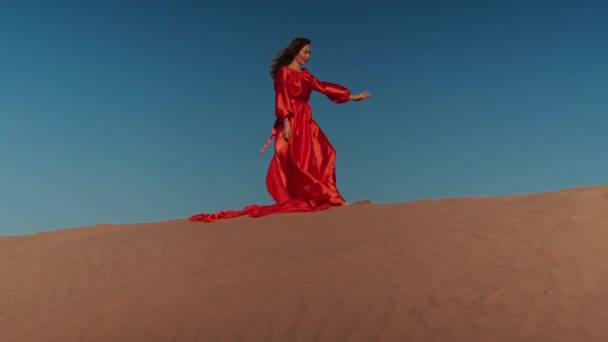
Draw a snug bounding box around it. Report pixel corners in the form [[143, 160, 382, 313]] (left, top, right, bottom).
[[2, 185, 608, 341]]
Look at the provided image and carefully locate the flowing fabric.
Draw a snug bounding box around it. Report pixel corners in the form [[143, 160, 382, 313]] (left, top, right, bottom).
[[189, 66, 351, 223]]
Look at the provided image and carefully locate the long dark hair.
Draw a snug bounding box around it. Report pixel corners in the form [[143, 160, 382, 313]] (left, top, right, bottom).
[[269, 37, 311, 80]]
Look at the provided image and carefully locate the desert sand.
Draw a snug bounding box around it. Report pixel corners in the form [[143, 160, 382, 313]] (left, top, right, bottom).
[[2, 185, 608, 341]]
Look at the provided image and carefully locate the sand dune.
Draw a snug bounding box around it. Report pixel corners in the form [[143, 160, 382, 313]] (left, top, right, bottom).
[[2, 185, 608, 341]]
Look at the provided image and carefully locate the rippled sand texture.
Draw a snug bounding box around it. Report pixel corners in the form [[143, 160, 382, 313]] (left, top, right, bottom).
[[2, 186, 608, 341]]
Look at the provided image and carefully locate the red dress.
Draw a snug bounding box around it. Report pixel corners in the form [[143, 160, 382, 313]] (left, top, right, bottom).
[[189, 66, 351, 222]]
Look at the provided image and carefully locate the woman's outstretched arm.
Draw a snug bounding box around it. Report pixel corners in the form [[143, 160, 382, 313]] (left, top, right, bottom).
[[309, 71, 370, 103]]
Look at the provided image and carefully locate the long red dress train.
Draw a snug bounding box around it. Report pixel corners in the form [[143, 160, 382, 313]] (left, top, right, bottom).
[[189, 66, 351, 222]]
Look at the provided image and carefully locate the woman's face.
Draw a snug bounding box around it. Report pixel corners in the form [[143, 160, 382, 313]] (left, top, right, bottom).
[[294, 44, 311, 65]]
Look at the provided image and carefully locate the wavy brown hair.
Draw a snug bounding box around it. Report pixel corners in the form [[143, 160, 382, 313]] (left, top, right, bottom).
[[269, 37, 311, 80]]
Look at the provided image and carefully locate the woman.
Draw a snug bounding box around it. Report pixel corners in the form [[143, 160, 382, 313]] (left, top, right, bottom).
[[190, 37, 370, 222]]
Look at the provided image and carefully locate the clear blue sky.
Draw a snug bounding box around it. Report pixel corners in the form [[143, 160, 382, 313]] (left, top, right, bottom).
[[2, 0, 607, 235]]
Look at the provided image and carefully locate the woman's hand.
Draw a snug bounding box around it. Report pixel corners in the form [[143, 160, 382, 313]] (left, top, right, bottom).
[[350, 91, 371, 101], [283, 118, 292, 141]]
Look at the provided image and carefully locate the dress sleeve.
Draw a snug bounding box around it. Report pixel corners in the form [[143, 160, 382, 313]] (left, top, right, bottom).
[[274, 67, 294, 121], [309, 71, 351, 104]]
